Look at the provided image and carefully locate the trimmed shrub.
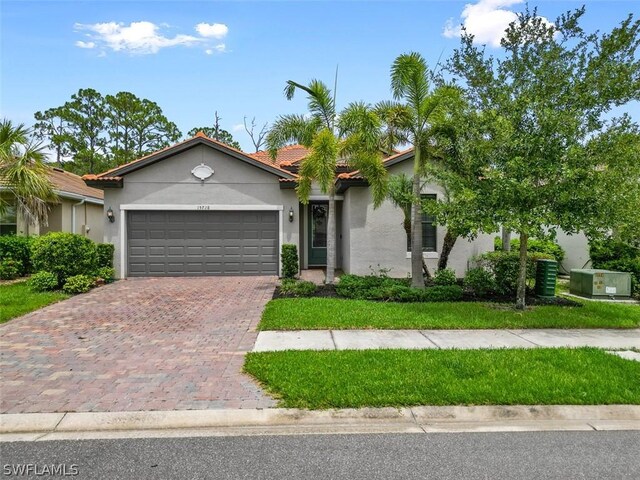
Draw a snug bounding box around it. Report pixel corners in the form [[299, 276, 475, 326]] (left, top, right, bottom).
[[95, 266, 115, 283], [494, 236, 565, 262], [28, 271, 59, 292], [433, 268, 457, 286], [463, 267, 497, 297], [31, 233, 98, 285], [281, 244, 299, 279], [422, 285, 464, 302], [0, 235, 32, 275], [476, 251, 554, 295], [590, 238, 640, 297], [62, 274, 94, 294], [335, 274, 410, 299], [335, 274, 462, 302], [280, 279, 317, 297], [0, 259, 22, 280], [96, 243, 115, 269]]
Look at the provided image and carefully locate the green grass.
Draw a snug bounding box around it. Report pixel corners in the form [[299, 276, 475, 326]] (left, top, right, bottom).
[[0, 281, 68, 323], [244, 348, 640, 409], [259, 297, 640, 330]]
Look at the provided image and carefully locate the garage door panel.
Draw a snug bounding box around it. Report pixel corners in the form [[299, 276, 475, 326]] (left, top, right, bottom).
[[127, 210, 278, 276]]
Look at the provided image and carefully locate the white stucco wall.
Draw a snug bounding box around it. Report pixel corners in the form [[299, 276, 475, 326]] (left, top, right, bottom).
[[556, 230, 591, 273], [342, 161, 495, 278], [103, 144, 300, 278]]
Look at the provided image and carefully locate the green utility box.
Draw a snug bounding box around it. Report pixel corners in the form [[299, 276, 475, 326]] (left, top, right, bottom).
[[570, 269, 632, 298], [535, 259, 558, 298]]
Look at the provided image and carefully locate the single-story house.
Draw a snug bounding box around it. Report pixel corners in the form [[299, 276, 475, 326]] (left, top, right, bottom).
[[84, 132, 496, 279], [1, 167, 104, 242]]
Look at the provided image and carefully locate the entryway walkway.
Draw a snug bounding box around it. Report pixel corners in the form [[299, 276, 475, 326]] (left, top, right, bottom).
[[253, 329, 640, 352]]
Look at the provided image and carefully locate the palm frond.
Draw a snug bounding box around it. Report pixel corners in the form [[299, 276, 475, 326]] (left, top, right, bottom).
[[304, 128, 339, 194], [390, 52, 430, 111], [284, 80, 336, 130], [0, 120, 57, 226], [265, 114, 320, 160]]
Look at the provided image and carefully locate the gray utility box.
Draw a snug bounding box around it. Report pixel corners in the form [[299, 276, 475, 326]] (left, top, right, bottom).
[[570, 269, 632, 298]]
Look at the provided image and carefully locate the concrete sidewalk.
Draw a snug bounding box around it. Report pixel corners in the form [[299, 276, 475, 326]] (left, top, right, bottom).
[[253, 329, 640, 352]]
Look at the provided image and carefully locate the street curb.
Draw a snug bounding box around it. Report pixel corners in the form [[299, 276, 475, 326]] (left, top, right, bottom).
[[1, 405, 639, 441]]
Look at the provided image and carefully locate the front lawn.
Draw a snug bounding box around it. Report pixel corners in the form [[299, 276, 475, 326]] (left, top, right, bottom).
[[0, 281, 68, 323], [259, 297, 640, 330], [244, 348, 640, 409]]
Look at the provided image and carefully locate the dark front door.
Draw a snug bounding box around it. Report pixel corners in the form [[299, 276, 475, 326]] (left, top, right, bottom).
[[308, 203, 328, 266]]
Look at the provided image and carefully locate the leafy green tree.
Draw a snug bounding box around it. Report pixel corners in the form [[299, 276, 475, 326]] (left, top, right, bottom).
[[60, 88, 109, 175], [128, 99, 181, 159], [448, 6, 640, 308], [389, 52, 461, 287], [33, 107, 73, 167], [266, 80, 388, 284], [0, 119, 58, 227], [35, 89, 181, 173]]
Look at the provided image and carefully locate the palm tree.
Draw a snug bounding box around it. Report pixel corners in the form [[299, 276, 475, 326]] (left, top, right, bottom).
[[389, 52, 458, 287], [387, 173, 432, 279], [266, 80, 387, 284], [0, 119, 57, 228]]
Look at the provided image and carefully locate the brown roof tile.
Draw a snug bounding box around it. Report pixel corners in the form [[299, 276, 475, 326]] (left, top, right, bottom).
[[250, 145, 310, 166], [48, 168, 104, 200]]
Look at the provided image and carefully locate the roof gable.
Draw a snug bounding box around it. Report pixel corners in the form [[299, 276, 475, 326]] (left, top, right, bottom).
[[84, 133, 297, 186]]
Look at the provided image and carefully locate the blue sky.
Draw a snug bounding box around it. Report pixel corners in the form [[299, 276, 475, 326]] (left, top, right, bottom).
[[2, 0, 638, 152]]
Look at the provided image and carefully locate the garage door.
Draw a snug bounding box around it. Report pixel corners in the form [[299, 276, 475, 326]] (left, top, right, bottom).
[[127, 210, 279, 276]]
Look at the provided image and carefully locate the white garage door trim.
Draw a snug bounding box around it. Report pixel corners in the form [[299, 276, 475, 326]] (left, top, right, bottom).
[[119, 204, 284, 278]]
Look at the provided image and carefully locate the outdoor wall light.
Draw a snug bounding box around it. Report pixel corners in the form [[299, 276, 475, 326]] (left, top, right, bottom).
[[106, 207, 115, 223], [288, 207, 294, 223]]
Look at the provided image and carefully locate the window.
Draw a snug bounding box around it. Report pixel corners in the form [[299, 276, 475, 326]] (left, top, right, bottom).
[[0, 203, 17, 235], [407, 194, 437, 252]]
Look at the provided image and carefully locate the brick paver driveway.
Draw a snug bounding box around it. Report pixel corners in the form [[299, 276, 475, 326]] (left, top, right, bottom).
[[0, 277, 277, 414]]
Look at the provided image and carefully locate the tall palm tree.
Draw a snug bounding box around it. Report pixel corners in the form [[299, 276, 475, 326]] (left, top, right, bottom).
[[390, 52, 458, 287], [266, 80, 387, 284], [387, 173, 432, 279], [0, 119, 57, 228]]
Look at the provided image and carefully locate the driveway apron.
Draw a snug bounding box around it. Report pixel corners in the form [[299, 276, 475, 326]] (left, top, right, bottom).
[[0, 277, 277, 414]]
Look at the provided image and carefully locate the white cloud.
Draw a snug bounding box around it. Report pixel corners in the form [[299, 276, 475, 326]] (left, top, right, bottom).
[[74, 21, 202, 54], [75, 40, 95, 49], [74, 20, 230, 55], [232, 123, 245, 132], [195, 22, 228, 39], [443, 0, 551, 48]]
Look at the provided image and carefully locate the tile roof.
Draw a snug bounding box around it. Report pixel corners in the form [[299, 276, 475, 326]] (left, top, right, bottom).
[[47, 167, 104, 200], [337, 148, 415, 180], [249, 144, 310, 166]]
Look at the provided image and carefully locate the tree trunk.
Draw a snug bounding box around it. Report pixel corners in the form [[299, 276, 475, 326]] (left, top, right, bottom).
[[437, 229, 458, 271], [422, 257, 432, 279], [325, 191, 337, 285], [411, 148, 423, 288], [502, 228, 511, 252], [515, 231, 528, 310]]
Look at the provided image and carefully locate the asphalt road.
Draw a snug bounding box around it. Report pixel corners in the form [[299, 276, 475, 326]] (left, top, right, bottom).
[[1, 431, 639, 479]]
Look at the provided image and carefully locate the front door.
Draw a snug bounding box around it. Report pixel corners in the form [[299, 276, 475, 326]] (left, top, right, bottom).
[[308, 202, 328, 266]]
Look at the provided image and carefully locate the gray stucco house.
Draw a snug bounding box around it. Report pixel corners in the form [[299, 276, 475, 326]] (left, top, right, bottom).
[[84, 132, 495, 279]]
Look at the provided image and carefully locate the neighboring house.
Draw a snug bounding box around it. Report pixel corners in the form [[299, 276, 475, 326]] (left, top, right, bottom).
[[0, 167, 104, 243], [83, 132, 494, 279]]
